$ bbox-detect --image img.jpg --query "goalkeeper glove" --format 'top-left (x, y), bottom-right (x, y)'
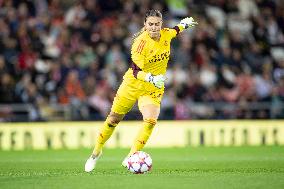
top-left (179, 17), bottom-right (198, 29)
top-left (145, 73), bottom-right (166, 89)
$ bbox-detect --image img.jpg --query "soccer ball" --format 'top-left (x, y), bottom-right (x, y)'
top-left (126, 151), bottom-right (152, 174)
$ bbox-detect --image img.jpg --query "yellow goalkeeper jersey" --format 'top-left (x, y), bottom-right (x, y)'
top-left (124, 27), bottom-right (183, 80)
top-left (111, 26), bottom-right (185, 114)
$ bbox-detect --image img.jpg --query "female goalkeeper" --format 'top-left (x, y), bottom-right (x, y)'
top-left (85, 9), bottom-right (197, 172)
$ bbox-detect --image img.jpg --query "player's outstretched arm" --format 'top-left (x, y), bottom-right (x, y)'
top-left (171, 17), bottom-right (198, 37)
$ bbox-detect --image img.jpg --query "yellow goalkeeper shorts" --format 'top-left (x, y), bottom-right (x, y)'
top-left (111, 78), bottom-right (164, 115)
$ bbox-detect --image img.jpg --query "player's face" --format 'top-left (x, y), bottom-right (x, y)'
top-left (144, 16), bottom-right (162, 40)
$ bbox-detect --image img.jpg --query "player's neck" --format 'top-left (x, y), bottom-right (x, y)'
top-left (150, 34), bottom-right (161, 42)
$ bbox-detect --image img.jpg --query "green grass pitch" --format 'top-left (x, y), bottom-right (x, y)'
top-left (0, 147), bottom-right (284, 189)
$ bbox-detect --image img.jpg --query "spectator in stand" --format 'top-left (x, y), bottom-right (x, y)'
top-left (0, 73), bottom-right (15, 103)
top-left (20, 83), bottom-right (43, 121)
top-left (64, 70), bottom-right (88, 120)
top-left (88, 83), bottom-right (111, 120)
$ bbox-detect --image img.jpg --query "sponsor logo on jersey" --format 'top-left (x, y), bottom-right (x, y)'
top-left (149, 51), bottom-right (170, 63)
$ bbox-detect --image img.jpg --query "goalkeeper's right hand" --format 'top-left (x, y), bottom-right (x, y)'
top-left (145, 73), bottom-right (166, 89)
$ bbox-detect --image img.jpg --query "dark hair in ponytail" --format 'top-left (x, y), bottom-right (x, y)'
top-left (132, 9), bottom-right (163, 42)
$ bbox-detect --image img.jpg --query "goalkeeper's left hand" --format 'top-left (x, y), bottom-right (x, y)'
top-left (179, 17), bottom-right (198, 29)
top-left (145, 73), bottom-right (166, 89)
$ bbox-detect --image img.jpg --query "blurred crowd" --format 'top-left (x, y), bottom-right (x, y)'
top-left (0, 0), bottom-right (284, 121)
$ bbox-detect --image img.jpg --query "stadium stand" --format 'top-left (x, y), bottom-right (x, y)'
top-left (0, 0), bottom-right (283, 121)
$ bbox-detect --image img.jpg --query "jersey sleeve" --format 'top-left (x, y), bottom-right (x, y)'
top-left (130, 38), bottom-right (149, 80)
top-left (131, 39), bottom-right (147, 69)
top-left (164, 25), bottom-right (185, 39)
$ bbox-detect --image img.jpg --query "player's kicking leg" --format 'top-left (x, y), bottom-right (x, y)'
top-left (121, 118), bottom-right (156, 167)
top-left (122, 102), bottom-right (159, 167)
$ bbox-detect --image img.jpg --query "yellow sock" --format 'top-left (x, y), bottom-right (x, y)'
top-left (128, 119), bottom-right (157, 156)
top-left (93, 117), bottom-right (117, 156)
